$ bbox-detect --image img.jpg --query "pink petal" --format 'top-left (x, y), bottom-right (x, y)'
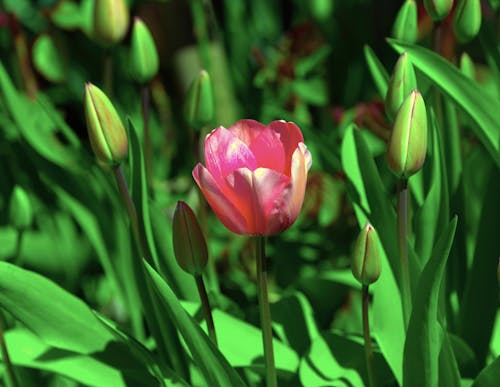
top-left (249, 129), bottom-right (286, 173)
top-left (287, 143), bottom-right (311, 224)
top-left (228, 168), bottom-right (291, 235)
top-left (192, 163), bottom-right (249, 234)
top-left (204, 127), bottom-right (257, 186)
top-left (228, 119), bottom-right (267, 146)
top-left (268, 121), bottom-right (305, 176)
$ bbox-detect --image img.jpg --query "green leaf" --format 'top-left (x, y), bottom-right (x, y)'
top-left (5, 329), bottom-right (159, 387)
top-left (403, 217), bottom-right (458, 387)
top-left (472, 356), bottom-right (500, 387)
top-left (144, 262), bottom-right (246, 387)
top-left (0, 262), bottom-right (113, 354)
top-left (32, 34), bottom-right (66, 83)
top-left (363, 45), bottom-right (389, 98)
top-left (387, 39), bottom-right (500, 167)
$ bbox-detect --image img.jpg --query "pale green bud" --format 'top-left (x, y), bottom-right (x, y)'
top-left (130, 17), bottom-right (159, 84)
top-left (184, 70), bottom-right (214, 129)
top-left (9, 186), bottom-right (33, 230)
top-left (423, 0), bottom-right (454, 21)
top-left (351, 224), bottom-right (382, 286)
top-left (172, 201), bottom-right (208, 276)
top-left (84, 83), bottom-right (128, 165)
top-left (387, 90), bottom-right (428, 178)
top-left (460, 52), bottom-right (475, 80)
top-left (385, 52), bottom-right (417, 121)
top-left (92, 0), bottom-right (129, 45)
top-left (453, 0), bottom-right (481, 43)
top-left (392, 0), bottom-right (418, 43)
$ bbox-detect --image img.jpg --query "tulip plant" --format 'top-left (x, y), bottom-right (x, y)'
top-left (0, 0), bottom-right (500, 386)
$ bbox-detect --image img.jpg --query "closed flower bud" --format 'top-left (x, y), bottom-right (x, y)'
top-left (460, 52), bottom-right (475, 80)
top-left (351, 224), bottom-right (382, 285)
top-left (9, 186), bottom-right (33, 230)
top-left (385, 52), bottom-right (417, 121)
top-left (392, 0), bottom-right (418, 43)
top-left (172, 201), bottom-right (208, 276)
top-left (93, 0), bottom-right (129, 45)
top-left (184, 70), bottom-right (214, 129)
top-left (130, 17), bottom-right (159, 84)
top-left (84, 83), bottom-right (128, 165)
top-left (423, 0), bottom-right (454, 21)
top-left (453, 0), bottom-right (481, 43)
top-left (387, 90), bottom-right (428, 178)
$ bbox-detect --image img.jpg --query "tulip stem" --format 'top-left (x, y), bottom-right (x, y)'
top-left (141, 85), bottom-right (153, 192)
top-left (195, 274), bottom-right (218, 346)
top-left (397, 178), bottom-right (412, 329)
top-left (255, 236), bottom-right (277, 387)
top-left (103, 49), bottom-right (113, 97)
top-left (0, 311), bottom-right (18, 387)
top-left (362, 285), bottom-right (376, 387)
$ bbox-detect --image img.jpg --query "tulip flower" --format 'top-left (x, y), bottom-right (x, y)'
top-left (392, 0), bottom-right (418, 43)
top-left (453, 0), bottom-right (481, 43)
top-left (351, 224), bottom-right (382, 286)
top-left (130, 17), bottom-right (159, 84)
top-left (92, 0), bottom-right (129, 45)
top-left (193, 119), bottom-right (312, 236)
top-left (423, 0), bottom-right (453, 21)
top-left (9, 186), bottom-right (33, 230)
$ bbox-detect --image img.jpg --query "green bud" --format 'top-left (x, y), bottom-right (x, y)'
top-left (92, 0), bottom-right (129, 45)
top-left (453, 0), bottom-right (481, 44)
top-left (351, 224), bottom-right (382, 286)
top-left (387, 90), bottom-right (428, 178)
top-left (130, 17), bottom-right (159, 84)
top-left (423, 0), bottom-right (454, 21)
top-left (460, 52), bottom-right (475, 80)
top-left (392, 0), bottom-right (418, 43)
top-left (184, 70), bottom-right (214, 129)
top-left (385, 52), bottom-right (417, 121)
top-left (172, 201), bottom-right (208, 276)
top-left (9, 186), bottom-right (33, 230)
top-left (84, 83), bottom-right (128, 165)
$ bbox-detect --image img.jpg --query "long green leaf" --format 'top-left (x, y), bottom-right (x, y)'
top-left (403, 217), bottom-right (458, 387)
top-left (387, 39), bottom-right (500, 167)
top-left (472, 356), bottom-right (500, 387)
top-left (363, 45), bottom-right (389, 98)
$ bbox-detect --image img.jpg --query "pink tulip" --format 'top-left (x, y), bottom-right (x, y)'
top-left (193, 119), bottom-right (312, 236)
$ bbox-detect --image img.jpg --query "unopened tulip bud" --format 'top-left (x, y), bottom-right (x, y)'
top-left (385, 52), bottom-right (417, 121)
top-left (387, 90), bottom-right (428, 178)
top-left (351, 224), bottom-right (382, 285)
top-left (93, 0), bottom-right (129, 45)
top-left (184, 70), bottom-right (214, 129)
top-left (392, 0), bottom-right (418, 43)
top-left (130, 17), bottom-right (159, 84)
top-left (84, 83), bottom-right (128, 165)
top-left (172, 201), bottom-right (208, 276)
top-left (460, 52), bottom-right (475, 80)
top-left (9, 186), bottom-right (33, 230)
top-left (423, 0), bottom-right (454, 21)
top-left (453, 0), bottom-right (481, 43)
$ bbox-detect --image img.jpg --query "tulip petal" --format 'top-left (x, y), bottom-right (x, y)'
top-left (204, 127), bottom-right (257, 185)
top-left (249, 128), bottom-right (286, 173)
top-left (192, 163), bottom-right (248, 234)
top-left (229, 168), bottom-right (291, 235)
top-left (228, 119), bottom-right (267, 146)
top-left (288, 143), bottom-right (311, 224)
top-left (268, 121), bottom-right (305, 176)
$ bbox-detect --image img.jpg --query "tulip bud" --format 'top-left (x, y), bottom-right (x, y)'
top-left (453, 0), bottom-right (481, 43)
top-left (351, 224), bottom-right (382, 285)
top-left (172, 201), bottom-right (208, 276)
top-left (129, 17), bottom-right (159, 84)
top-left (387, 90), bottom-right (428, 178)
top-left (92, 0), bottom-right (129, 45)
top-left (423, 0), bottom-right (454, 21)
top-left (385, 52), bottom-right (417, 121)
top-left (460, 52), bottom-right (475, 80)
top-left (392, 0), bottom-right (418, 43)
top-left (184, 70), bottom-right (214, 129)
top-left (84, 83), bottom-right (128, 165)
top-left (9, 186), bottom-right (33, 230)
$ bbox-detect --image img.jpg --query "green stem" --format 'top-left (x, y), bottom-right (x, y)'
top-left (362, 285), bottom-right (376, 387)
top-left (0, 312), bottom-right (18, 387)
top-left (397, 178), bottom-right (412, 329)
top-left (195, 274), bottom-right (218, 346)
top-left (103, 49), bottom-right (113, 97)
top-left (141, 85), bottom-right (153, 192)
top-left (11, 230), bottom-right (24, 263)
top-left (255, 236), bottom-right (277, 387)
